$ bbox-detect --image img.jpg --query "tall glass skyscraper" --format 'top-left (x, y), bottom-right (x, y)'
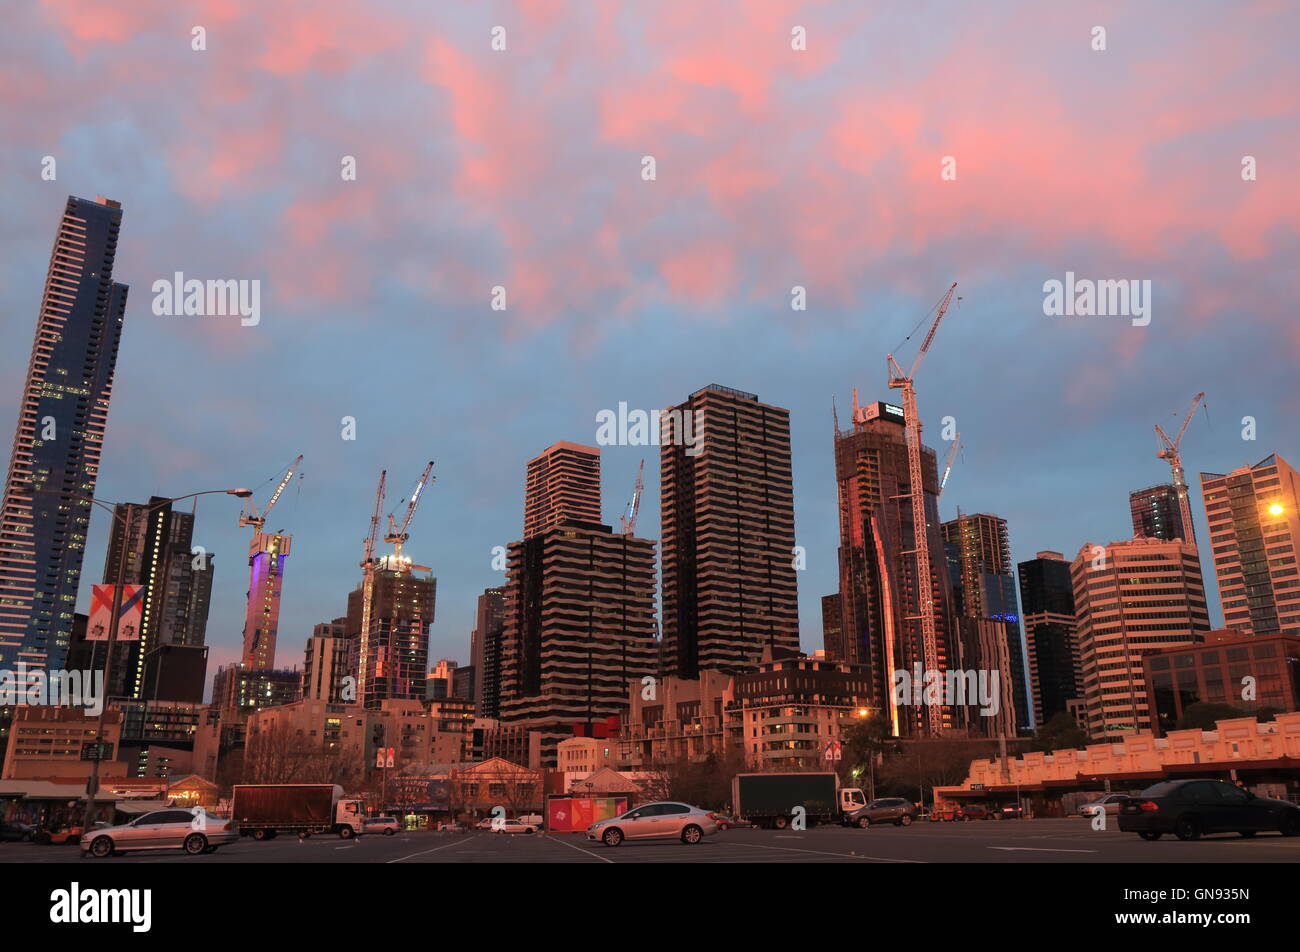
top-left (0, 196), bottom-right (127, 678)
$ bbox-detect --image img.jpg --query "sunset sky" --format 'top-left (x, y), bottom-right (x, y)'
top-left (2, 1), bottom-right (1297, 686)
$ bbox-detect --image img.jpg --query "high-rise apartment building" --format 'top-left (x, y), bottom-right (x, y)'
top-left (1200, 454), bottom-right (1300, 637)
top-left (0, 196), bottom-right (128, 678)
top-left (1071, 537), bottom-right (1211, 738)
top-left (1016, 551), bottom-right (1081, 727)
top-left (659, 385), bottom-right (799, 678)
top-left (303, 617), bottom-right (350, 703)
top-left (498, 517), bottom-right (658, 766)
top-left (1130, 484), bottom-right (1191, 543)
top-left (523, 442), bottom-right (601, 539)
top-left (828, 398), bottom-right (958, 736)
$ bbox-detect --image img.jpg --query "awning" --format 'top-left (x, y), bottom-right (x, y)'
top-left (114, 800), bottom-right (171, 816)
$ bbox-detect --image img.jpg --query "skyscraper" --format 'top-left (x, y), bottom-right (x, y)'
top-left (1016, 551), bottom-right (1081, 728)
top-left (941, 512), bottom-right (1031, 736)
top-left (1070, 537), bottom-right (1210, 738)
top-left (0, 196), bottom-right (127, 678)
top-left (828, 398), bottom-right (958, 736)
top-left (498, 442), bottom-right (658, 766)
top-left (241, 531), bottom-right (291, 670)
top-left (471, 586), bottom-right (505, 717)
top-left (101, 497), bottom-right (214, 698)
top-left (1200, 454), bottom-right (1300, 637)
top-left (302, 617), bottom-right (349, 703)
top-left (659, 385), bottom-right (799, 678)
top-left (523, 442), bottom-right (601, 539)
top-left (1129, 484), bottom-right (1191, 542)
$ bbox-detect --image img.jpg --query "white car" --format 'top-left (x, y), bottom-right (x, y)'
top-left (494, 818), bottom-right (538, 834)
top-left (1080, 794), bottom-right (1131, 817)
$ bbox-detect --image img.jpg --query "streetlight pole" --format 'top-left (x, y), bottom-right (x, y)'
top-left (24, 485), bottom-right (250, 842)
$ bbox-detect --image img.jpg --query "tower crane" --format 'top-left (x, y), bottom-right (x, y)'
top-left (238, 454), bottom-right (303, 537)
top-left (384, 460), bottom-right (435, 568)
top-left (938, 433), bottom-right (962, 498)
top-left (619, 459), bottom-right (645, 536)
top-left (1155, 392), bottom-right (1205, 546)
top-left (358, 470), bottom-right (387, 705)
top-left (887, 282), bottom-right (958, 737)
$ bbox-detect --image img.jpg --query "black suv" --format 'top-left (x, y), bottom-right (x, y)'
top-left (845, 797), bottom-right (918, 828)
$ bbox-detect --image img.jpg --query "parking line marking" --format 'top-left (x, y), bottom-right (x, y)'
top-left (387, 837), bottom-right (477, 863)
top-left (547, 835), bottom-right (615, 864)
top-left (988, 847), bottom-right (1096, 853)
top-left (728, 841), bottom-right (924, 863)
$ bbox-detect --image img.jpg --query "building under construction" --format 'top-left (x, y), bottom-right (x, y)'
top-left (825, 397), bottom-right (960, 738)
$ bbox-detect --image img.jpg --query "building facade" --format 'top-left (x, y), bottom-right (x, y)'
top-left (1129, 484), bottom-right (1191, 543)
top-left (1071, 537), bottom-right (1211, 739)
top-left (1200, 454), bottom-right (1300, 637)
top-left (1016, 551), bottom-right (1081, 727)
top-left (0, 196), bottom-right (128, 679)
top-left (659, 385), bottom-right (799, 678)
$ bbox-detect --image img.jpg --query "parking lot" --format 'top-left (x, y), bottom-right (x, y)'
top-left (4, 817), bottom-right (1300, 863)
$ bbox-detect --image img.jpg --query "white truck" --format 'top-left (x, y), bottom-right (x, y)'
top-left (732, 772), bottom-right (867, 828)
top-left (231, 784), bottom-right (365, 840)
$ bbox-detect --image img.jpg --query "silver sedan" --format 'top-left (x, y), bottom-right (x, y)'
top-left (586, 802), bottom-right (717, 847)
top-left (81, 808), bottom-right (240, 857)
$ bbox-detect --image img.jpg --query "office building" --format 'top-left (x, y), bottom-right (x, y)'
top-left (1016, 551), bottom-right (1081, 727)
top-left (471, 586), bottom-right (505, 716)
top-left (1070, 537), bottom-right (1211, 738)
top-left (303, 617), bottom-right (350, 704)
top-left (523, 442), bottom-right (601, 539)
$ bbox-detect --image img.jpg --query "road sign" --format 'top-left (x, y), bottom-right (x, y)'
top-left (81, 742), bottom-right (112, 761)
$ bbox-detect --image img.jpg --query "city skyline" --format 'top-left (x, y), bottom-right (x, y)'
top-left (3, 3), bottom-right (1297, 694)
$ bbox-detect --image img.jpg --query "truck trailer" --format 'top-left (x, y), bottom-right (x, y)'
top-left (231, 784), bottom-right (365, 840)
top-left (732, 773), bottom-right (866, 829)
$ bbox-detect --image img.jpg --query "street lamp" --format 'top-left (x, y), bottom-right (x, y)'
top-left (21, 484), bottom-right (250, 843)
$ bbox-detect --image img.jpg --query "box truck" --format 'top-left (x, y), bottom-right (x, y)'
top-left (231, 784), bottom-right (365, 840)
top-left (732, 773), bottom-right (866, 829)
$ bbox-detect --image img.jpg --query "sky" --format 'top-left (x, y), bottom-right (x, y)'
top-left (2, 1), bottom-right (1298, 692)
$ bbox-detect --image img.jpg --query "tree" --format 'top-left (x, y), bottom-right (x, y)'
top-left (1034, 711), bottom-right (1088, 752)
top-left (1176, 702), bottom-right (1244, 731)
top-left (841, 713), bottom-right (892, 799)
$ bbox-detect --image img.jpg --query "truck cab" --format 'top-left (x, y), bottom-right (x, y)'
top-left (840, 788), bottom-right (867, 814)
top-left (337, 799), bottom-right (364, 836)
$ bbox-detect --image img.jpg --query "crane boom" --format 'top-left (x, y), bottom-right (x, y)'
top-left (887, 282), bottom-right (958, 737)
top-left (358, 470), bottom-right (387, 708)
top-left (239, 454), bottom-right (303, 534)
top-left (620, 459), bottom-right (645, 536)
top-left (385, 461), bottom-right (435, 562)
top-left (938, 434), bottom-right (962, 497)
top-left (1155, 392), bottom-right (1205, 545)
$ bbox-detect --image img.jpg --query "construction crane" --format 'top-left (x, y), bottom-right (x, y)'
top-left (938, 433), bottom-right (962, 498)
top-left (358, 470), bottom-right (387, 705)
top-left (238, 454), bottom-right (303, 537)
top-left (384, 460), bottom-right (435, 567)
top-left (887, 282), bottom-right (958, 737)
top-left (619, 459), bottom-right (645, 536)
top-left (1155, 392), bottom-right (1205, 545)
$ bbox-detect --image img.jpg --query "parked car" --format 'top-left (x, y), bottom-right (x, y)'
top-left (81, 808), bottom-right (240, 857)
top-left (494, 818), bottom-right (538, 834)
top-left (1119, 779), bottom-right (1300, 841)
top-left (844, 797), bottom-right (918, 828)
top-left (1080, 794), bottom-right (1131, 817)
top-left (709, 813), bottom-right (737, 830)
top-left (586, 801), bottom-right (718, 847)
top-left (436, 821), bottom-right (467, 832)
top-left (0, 821), bottom-right (35, 842)
top-left (475, 817), bottom-right (497, 830)
top-left (957, 804), bottom-right (991, 821)
top-left (364, 815), bottom-right (400, 836)
top-left (517, 813), bottom-right (543, 826)
top-left (995, 803), bottom-right (1025, 820)
top-left (34, 824), bottom-right (84, 845)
